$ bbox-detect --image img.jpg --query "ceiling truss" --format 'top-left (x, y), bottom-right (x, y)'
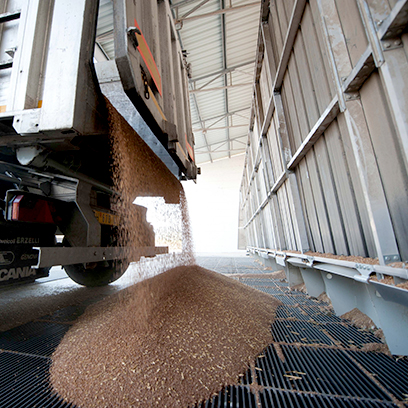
top-left (172, 1), bottom-right (259, 25)
top-left (170, 0), bottom-right (258, 164)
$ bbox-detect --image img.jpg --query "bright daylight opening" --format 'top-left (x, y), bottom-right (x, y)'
top-left (134, 197), bottom-right (182, 253)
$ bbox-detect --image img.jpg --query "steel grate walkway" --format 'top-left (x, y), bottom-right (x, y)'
top-left (0, 256), bottom-right (407, 407)
top-left (195, 256), bottom-right (408, 408)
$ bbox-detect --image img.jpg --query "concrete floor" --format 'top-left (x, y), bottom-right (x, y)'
top-left (0, 267), bottom-right (120, 332)
top-left (0, 252), bottom-right (253, 332)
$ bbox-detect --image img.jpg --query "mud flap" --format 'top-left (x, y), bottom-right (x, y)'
top-left (0, 221), bottom-right (56, 285)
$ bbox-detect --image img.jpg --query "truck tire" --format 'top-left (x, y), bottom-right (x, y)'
top-left (64, 258), bottom-right (128, 287)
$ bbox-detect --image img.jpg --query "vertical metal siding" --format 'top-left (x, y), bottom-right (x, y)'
top-left (287, 56), bottom-right (310, 145)
top-left (295, 166), bottom-right (315, 249)
top-left (309, 0), bottom-right (337, 99)
top-left (293, 31), bottom-right (320, 130)
top-left (277, 183), bottom-right (293, 249)
top-left (240, 0), bottom-right (408, 263)
top-left (314, 136), bottom-right (348, 255)
top-left (336, 112), bottom-right (377, 257)
top-left (306, 149), bottom-right (335, 253)
top-left (334, 0), bottom-right (369, 67)
top-left (269, 2), bottom-right (285, 61)
top-left (324, 120), bottom-right (365, 256)
top-left (360, 72), bottom-right (408, 260)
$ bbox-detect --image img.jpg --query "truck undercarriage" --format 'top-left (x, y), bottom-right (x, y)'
top-left (0, 0), bottom-right (197, 286)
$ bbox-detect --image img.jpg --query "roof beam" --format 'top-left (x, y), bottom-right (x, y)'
top-left (203, 113), bottom-right (229, 130)
top-left (191, 107), bottom-right (251, 126)
top-left (96, 29), bottom-right (113, 42)
top-left (196, 148), bottom-right (246, 155)
top-left (189, 60), bottom-right (255, 83)
top-left (175, 2), bottom-right (260, 24)
top-left (171, 0), bottom-right (199, 9)
top-left (178, 0), bottom-right (212, 20)
top-left (220, 0), bottom-right (231, 158)
top-left (193, 124), bottom-right (248, 132)
top-left (195, 135), bottom-right (248, 150)
top-left (189, 83), bottom-right (253, 93)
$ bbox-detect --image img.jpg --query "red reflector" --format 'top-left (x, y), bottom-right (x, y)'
top-left (11, 195), bottom-right (24, 221)
top-left (11, 195), bottom-right (55, 224)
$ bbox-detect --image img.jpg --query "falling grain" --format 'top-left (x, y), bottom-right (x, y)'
top-left (50, 100), bottom-right (279, 407)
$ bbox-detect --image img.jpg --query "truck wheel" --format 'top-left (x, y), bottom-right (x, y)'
top-left (64, 259), bottom-right (128, 287)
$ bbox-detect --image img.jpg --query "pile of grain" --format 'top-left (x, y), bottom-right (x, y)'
top-left (341, 308), bottom-right (377, 331)
top-left (50, 265), bottom-right (280, 407)
top-left (340, 308), bottom-right (389, 353)
top-left (370, 275), bottom-right (408, 290)
top-left (50, 100), bottom-right (280, 407)
top-left (281, 250), bottom-right (380, 265)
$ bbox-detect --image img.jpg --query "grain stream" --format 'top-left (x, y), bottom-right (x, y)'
top-left (50, 101), bottom-right (279, 407)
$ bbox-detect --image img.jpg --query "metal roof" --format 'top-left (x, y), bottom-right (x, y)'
top-left (95, 0), bottom-right (261, 165)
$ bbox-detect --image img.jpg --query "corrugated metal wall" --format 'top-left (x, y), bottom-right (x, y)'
top-left (239, 0), bottom-right (408, 264)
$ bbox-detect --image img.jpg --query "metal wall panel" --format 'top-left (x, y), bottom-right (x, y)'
top-left (295, 166), bottom-right (315, 249)
top-left (336, 112), bottom-right (377, 258)
top-left (259, 63), bottom-right (271, 118)
top-left (283, 0), bottom-right (296, 20)
top-left (309, 0), bottom-right (337, 99)
top-left (268, 115), bottom-right (284, 176)
top-left (262, 137), bottom-right (275, 189)
top-left (359, 72), bottom-right (408, 260)
top-left (302, 3), bottom-right (333, 114)
top-left (293, 28), bottom-right (320, 131)
top-left (333, 0), bottom-right (369, 67)
top-left (313, 136), bottom-right (348, 255)
top-left (280, 80), bottom-right (297, 153)
top-left (297, 158), bottom-right (324, 252)
top-left (277, 182), bottom-right (295, 249)
top-left (256, 165), bottom-right (267, 205)
top-left (268, 2), bottom-right (285, 66)
top-left (240, 0), bottom-right (408, 264)
top-left (324, 120), bottom-right (366, 256)
top-left (305, 150), bottom-right (334, 253)
top-left (286, 56), bottom-right (310, 146)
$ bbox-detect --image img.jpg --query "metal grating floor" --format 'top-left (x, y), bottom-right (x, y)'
top-left (0, 256), bottom-right (407, 407)
top-left (0, 352), bottom-right (74, 408)
top-left (254, 345), bottom-right (391, 400)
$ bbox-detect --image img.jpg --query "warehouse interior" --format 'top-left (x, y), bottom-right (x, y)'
top-left (1, 0), bottom-right (408, 407)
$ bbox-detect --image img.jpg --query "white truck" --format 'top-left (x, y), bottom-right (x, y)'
top-left (0, 0), bottom-right (197, 286)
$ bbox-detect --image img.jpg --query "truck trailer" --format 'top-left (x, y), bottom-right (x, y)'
top-left (0, 0), bottom-right (197, 287)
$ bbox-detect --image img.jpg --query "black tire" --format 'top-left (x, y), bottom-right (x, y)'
top-left (64, 258), bottom-right (128, 287)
